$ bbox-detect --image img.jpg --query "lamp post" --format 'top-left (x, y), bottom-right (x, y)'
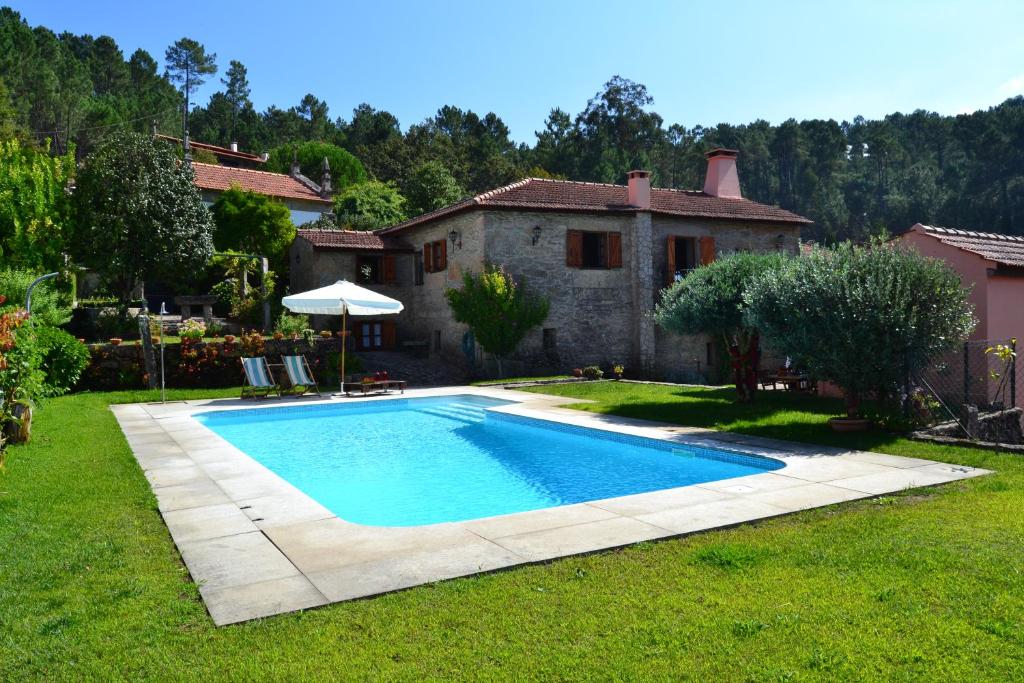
top-left (25, 272), bottom-right (59, 315)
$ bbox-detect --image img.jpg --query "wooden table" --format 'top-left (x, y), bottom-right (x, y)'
top-left (763, 374), bottom-right (813, 392)
top-left (342, 380), bottom-right (407, 396)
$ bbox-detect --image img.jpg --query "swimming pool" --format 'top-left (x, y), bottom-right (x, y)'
top-left (196, 395), bottom-right (784, 526)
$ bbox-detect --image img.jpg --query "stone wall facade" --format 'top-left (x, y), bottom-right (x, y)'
top-left (291, 209), bottom-right (802, 381)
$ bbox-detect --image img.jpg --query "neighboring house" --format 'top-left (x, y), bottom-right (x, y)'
top-left (290, 149), bottom-right (811, 380)
top-left (899, 224), bottom-right (1024, 343)
top-left (157, 134), bottom-right (334, 225)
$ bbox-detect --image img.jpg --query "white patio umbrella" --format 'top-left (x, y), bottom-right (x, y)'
top-left (281, 280), bottom-right (404, 392)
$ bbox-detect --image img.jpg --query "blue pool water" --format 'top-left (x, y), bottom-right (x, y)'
top-left (196, 395), bottom-right (783, 526)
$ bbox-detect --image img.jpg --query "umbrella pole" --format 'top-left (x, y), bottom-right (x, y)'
top-left (339, 308), bottom-right (346, 393)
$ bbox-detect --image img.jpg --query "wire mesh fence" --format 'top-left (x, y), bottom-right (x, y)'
top-left (915, 339), bottom-right (1018, 430)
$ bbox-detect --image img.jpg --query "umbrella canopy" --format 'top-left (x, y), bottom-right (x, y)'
top-left (282, 280), bottom-right (403, 316)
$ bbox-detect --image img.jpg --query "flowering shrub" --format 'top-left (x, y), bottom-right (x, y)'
top-left (0, 297), bottom-right (42, 451)
top-left (178, 318), bottom-right (206, 340)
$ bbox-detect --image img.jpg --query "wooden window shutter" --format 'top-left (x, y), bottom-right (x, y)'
top-left (700, 236), bottom-right (716, 265)
top-left (423, 243), bottom-right (433, 273)
top-left (566, 230), bottom-right (583, 267)
top-left (437, 239), bottom-right (447, 271)
top-left (381, 320), bottom-right (396, 349)
top-left (382, 254), bottom-right (396, 283)
top-left (665, 236), bottom-right (676, 285)
top-left (607, 232), bottom-right (622, 268)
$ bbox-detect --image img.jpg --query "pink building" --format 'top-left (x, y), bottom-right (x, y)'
top-left (898, 224), bottom-right (1024, 343)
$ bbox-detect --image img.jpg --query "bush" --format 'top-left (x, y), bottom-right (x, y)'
top-left (0, 268), bottom-right (72, 328)
top-left (34, 326), bottom-right (90, 397)
top-left (744, 240), bottom-right (976, 417)
top-left (654, 252), bottom-right (788, 402)
top-left (582, 365), bottom-right (604, 380)
top-left (178, 318), bottom-right (206, 340)
top-left (274, 312), bottom-right (308, 337)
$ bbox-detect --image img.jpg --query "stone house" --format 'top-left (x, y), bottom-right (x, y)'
top-left (290, 149), bottom-right (811, 380)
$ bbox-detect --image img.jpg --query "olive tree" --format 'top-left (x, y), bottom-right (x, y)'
top-left (72, 131), bottom-right (214, 302)
top-left (446, 266), bottom-right (549, 377)
top-left (744, 241), bottom-right (975, 417)
top-left (654, 251), bottom-right (788, 402)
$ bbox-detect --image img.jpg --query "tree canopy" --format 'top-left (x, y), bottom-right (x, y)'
top-left (655, 252), bottom-right (788, 401)
top-left (744, 241), bottom-right (976, 416)
top-left (334, 181), bottom-right (407, 230)
top-left (403, 160), bottom-right (465, 216)
top-left (5, 8), bottom-right (1024, 241)
top-left (211, 186), bottom-right (295, 263)
top-left (265, 141), bottom-right (366, 189)
top-left (71, 131), bottom-right (214, 301)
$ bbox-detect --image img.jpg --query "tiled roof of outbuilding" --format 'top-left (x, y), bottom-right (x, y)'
top-left (296, 229), bottom-right (413, 251)
top-left (378, 177), bottom-right (811, 235)
top-left (191, 163), bottom-right (332, 204)
top-left (914, 224), bottom-right (1024, 267)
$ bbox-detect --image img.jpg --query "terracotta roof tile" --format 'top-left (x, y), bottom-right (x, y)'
top-left (379, 177), bottom-right (810, 234)
top-left (156, 134), bottom-right (267, 164)
top-left (191, 162), bottom-right (332, 204)
top-left (297, 229), bottom-right (412, 251)
top-left (917, 224), bottom-right (1024, 267)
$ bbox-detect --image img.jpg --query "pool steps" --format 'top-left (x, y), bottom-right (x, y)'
top-left (417, 403), bottom-right (489, 424)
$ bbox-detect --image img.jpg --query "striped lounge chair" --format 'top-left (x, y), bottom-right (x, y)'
top-left (282, 355), bottom-right (321, 397)
top-left (241, 357), bottom-right (281, 399)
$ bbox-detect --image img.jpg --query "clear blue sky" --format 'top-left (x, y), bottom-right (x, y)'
top-left (9, 0), bottom-right (1024, 143)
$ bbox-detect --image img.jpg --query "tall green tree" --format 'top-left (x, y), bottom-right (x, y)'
top-left (266, 141), bottom-right (366, 189)
top-left (445, 266), bottom-right (550, 377)
top-left (221, 59), bottom-right (250, 142)
top-left (403, 160), bottom-right (465, 216)
top-left (211, 186), bottom-right (295, 263)
top-left (0, 138), bottom-right (75, 270)
top-left (334, 181), bottom-right (406, 230)
top-left (71, 132), bottom-right (214, 302)
top-left (163, 37), bottom-right (217, 139)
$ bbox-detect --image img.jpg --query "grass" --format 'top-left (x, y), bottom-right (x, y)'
top-left (1, 384), bottom-right (1023, 680)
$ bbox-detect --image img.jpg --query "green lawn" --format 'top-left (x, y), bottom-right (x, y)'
top-left (1, 384), bottom-right (1022, 680)
top-left (471, 374), bottom-right (573, 386)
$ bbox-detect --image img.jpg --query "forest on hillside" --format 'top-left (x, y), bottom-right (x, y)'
top-left (2, 6), bottom-right (1023, 242)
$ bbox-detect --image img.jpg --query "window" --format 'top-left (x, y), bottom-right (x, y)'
top-left (566, 230), bottom-right (622, 269)
top-left (356, 255), bottom-right (382, 284)
top-left (356, 254), bottom-right (397, 284)
top-left (433, 330), bottom-right (441, 351)
top-left (423, 240), bottom-right (447, 273)
top-left (414, 252), bottom-right (424, 285)
top-left (665, 236), bottom-right (714, 285)
top-left (543, 328), bottom-right (557, 356)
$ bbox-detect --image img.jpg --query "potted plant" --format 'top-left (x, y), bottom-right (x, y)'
top-left (572, 368), bottom-right (583, 378)
top-left (273, 331), bottom-right (284, 340)
top-left (224, 334), bottom-right (236, 344)
top-left (612, 363), bottom-right (624, 380)
top-left (109, 337), bottom-right (122, 346)
top-left (320, 330), bottom-right (332, 339)
top-left (582, 365), bottom-right (604, 380)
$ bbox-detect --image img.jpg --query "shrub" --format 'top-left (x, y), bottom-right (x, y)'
top-left (744, 240), bottom-right (976, 417)
top-left (178, 318), bottom-right (206, 340)
top-left (0, 302), bottom-right (42, 450)
top-left (0, 268), bottom-right (72, 328)
top-left (445, 266), bottom-right (549, 378)
top-left (34, 326), bottom-right (90, 397)
top-left (274, 312), bottom-right (309, 337)
top-left (654, 252), bottom-right (788, 402)
top-left (582, 365), bottom-right (604, 380)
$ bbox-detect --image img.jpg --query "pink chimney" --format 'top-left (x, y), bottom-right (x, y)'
top-left (627, 170), bottom-right (651, 209)
top-left (703, 148), bottom-right (742, 199)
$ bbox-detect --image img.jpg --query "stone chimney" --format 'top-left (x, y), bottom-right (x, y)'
top-left (627, 170), bottom-right (651, 209)
top-left (290, 149), bottom-right (300, 177)
top-left (230, 141), bottom-right (238, 152)
top-left (703, 148), bottom-right (741, 198)
top-left (319, 157), bottom-right (332, 197)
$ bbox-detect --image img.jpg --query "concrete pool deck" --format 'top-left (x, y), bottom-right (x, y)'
top-left (112, 386), bottom-right (990, 625)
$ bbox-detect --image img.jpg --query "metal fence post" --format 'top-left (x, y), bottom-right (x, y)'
top-left (963, 341), bottom-right (969, 408)
top-left (1012, 339), bottom-right (1017, 408)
